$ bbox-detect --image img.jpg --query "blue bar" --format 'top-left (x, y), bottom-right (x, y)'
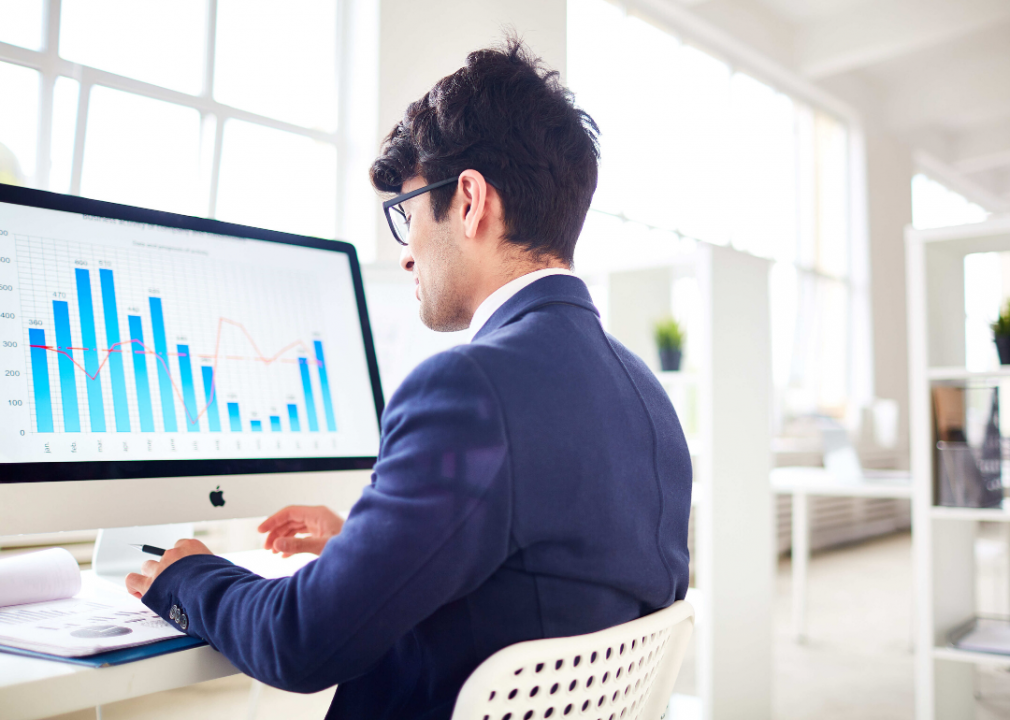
top-left (29, 328), bottom-right (54, 433)
top-left (176, 344), bottom-right (200, 432)
top-left (287, 404), bottom-right (301, 432)
top-left (149, 297), bottom-right (177, 432)
top-left (128, 315), bottom-right (155, 432)
top-left (313, 341), bottom-right (337, 432)
top-left (227, 402), bottom-right (241, 432)
top-left (200, 366), bottom-right (221, 432)
top-left (52, 301), bottom-right (80, 432)
top-left (99, 269), bottom-right (130, 432)
top-left (74, 269), bottom-right (105, 432)
top-left (298, 357), bottom-right (319, 432)
top-left (269, 415), bottom-right (281, 432)
top-left (250, 420), bottom-right (262, 432)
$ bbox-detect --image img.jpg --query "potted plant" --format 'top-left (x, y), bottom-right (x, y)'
top-left (654, 317), bottom-right (684, 372)
top-left (992, 299), bottom-right (1010, 365)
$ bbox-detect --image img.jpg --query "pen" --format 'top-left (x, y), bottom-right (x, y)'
top-left (129, 543), bottom-right (166, 557)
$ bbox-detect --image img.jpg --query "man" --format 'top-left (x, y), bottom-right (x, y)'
top-left (127, 39), bottom-right (692, 720)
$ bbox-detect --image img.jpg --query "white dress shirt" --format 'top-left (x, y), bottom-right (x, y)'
top-left (469, 268), bottom-right (574, 341)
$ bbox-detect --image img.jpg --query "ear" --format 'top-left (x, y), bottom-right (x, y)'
top-left (456, 169), bottom-right (490, 240)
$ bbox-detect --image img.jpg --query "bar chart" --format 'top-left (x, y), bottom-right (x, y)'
top-left (17, 237), bottom-right (340, 440)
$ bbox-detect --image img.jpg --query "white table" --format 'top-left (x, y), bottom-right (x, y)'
top-left (770, 467), bottom-right (912, 642)
top-left (0, 549), bottom-right (313, 720)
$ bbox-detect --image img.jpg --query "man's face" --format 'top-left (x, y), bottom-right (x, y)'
top-left (398, 177), bottom-right (474, 332)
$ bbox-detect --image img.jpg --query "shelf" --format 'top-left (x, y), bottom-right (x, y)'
top-left (930, 504), bottom-right (1010, 522)
top-left (932, 646), bottom-right (1010, 667)
top-left (928, 367), bottom-right (1010, 382)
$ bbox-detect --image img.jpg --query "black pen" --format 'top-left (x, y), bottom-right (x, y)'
top-left (129, 543), bottom-right (166, 557)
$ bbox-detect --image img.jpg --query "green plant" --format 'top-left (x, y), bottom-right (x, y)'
top-left (654, 317), bottom-right (684, 351)
top-left (993, 299), bottom-right (1010, 338)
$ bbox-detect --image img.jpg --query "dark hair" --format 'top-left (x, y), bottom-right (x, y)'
top-left (370, 36), bottom-right (600, 265)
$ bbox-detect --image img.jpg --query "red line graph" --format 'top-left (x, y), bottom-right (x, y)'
top-left (29, 318), bottom-right (321, 427)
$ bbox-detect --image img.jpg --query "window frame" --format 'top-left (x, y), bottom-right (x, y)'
top-left (0, 0), bottom-right (355, 244)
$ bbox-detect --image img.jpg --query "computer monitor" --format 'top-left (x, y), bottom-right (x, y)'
top-left (0, 185), bottom-right (384, 538)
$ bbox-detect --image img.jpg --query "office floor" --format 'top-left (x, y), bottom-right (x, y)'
top-left (46, 531), bottom-right (1010, 720)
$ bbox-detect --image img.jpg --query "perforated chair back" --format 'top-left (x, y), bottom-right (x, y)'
top-left (451, 600), bottom-right (694, 720)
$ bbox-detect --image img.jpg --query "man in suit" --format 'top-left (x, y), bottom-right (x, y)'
top-left (127, 38), bottom-right (692, 720)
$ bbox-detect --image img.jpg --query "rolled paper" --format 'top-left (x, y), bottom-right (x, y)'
top-left (0, 547), bottom-right (82, 608)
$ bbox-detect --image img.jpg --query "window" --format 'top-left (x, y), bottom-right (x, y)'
top-left (0, 60), bottom-right (39, 186)
top-left (569, 0), bottom-right (866, 427)
top-left (0, 0), bottom-right (366, 256)
top-left (0, 0), bottom-right (44, 51)
top-left (912, 173), bottom-right (989, 230)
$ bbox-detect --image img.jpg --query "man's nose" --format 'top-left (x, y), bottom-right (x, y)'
top-left (399, 244), bottom-right (414, 272)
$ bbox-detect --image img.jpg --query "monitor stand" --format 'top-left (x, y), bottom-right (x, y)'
top-left (92, 523), bottom-right (194, 587)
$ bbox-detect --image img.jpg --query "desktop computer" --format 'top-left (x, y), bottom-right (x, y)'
top-left (0, 185), bottom-right (384, 556)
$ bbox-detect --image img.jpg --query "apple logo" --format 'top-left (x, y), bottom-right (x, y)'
top-left (209, 486), bottom-right (225, 507)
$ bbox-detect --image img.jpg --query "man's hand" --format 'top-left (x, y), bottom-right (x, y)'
top-left (258, 505), bottom-right (344, 557)
top-left (125, 538), bottom-right (213, 599)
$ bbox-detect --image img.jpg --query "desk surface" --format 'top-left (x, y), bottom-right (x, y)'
top-left (0, 549), bottom-right (313, 720)
top-left (770, 466), bottom-right (913, 499)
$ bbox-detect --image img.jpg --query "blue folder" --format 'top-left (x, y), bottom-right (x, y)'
top-left (0, 635), bottom-right (206, 667)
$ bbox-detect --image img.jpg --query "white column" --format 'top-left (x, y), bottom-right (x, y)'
top-left (698, 245), bottom-right (773, 720)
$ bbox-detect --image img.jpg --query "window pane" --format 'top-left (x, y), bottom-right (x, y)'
top-left (216, 120), bottom-right (337, 238)
top-left (568, 0), bottom-right (735, 245)
top-left (81, 86), bottom-right (202, 214)
top-left (726, 73), bottom-right (797, 262)
top-left (912, 173), bottom-right (989, 229)
top-left (964, 252), bottom-right (1004, 372)
top-left (49, 77), bottom-right (80, 193)
top-left (816, 278), bottom-right (849, 412)
top-left (813, 113), bottom-right (849, 277)
top-left (60, 0), bottom-right (207, 94)
top-left (0, 0), bottom-right (44, 50)
top-left (0, 60), bottom-right (39, 186)
top-left (215, 0), bottom-right (338, 131)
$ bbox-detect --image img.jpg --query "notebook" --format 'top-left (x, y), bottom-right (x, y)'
top-left (0, 548), bottom-right (201, 662)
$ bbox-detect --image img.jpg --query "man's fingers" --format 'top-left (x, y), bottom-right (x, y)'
top-left (275, 535), bottom-right (327, 557)
top-left (265, 520), bottom-right (303, 538)
top-left (142, 558), bottom-right (161, 576)
top-left (125, 571), bottom-right (152, 598)
top-left (257, 506), bottom-right (301, 533)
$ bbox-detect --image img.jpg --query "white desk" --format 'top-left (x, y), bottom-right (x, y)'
top-left (770, 467), bottom-right (912, 642)
top-left (0, 549), bottom-right (313, 720)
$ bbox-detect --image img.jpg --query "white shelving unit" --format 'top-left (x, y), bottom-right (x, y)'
top-left (583, 241), bottom-right (773, 720)
top-left (906, 215), bottom-right (1010, 719)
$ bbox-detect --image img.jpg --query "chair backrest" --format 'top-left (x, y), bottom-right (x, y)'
top-left (451, 600), bottom-right (695, 720)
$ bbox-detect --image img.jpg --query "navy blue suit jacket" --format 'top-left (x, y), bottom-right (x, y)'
top-left (143, 275), bottom-right (692, 719)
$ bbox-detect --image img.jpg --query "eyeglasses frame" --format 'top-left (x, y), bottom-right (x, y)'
top-left (381, 175), bottom-right (500, 246)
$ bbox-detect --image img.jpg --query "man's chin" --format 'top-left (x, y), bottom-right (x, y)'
top-left (419, 303), bottom-right (470, 333)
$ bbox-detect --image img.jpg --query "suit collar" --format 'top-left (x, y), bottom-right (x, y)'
top-left (471, 274), bottom-right (599, 341)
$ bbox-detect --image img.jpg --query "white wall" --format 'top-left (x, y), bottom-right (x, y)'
top-left (821, 75), bottom-right (914, 462)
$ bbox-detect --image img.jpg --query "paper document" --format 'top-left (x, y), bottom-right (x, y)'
top-left (951, 617), bottom-right (1010, 656)
top-left (0, 547), bottom-right (185, 657)
top-left (0, 595), bottom-right (185, 658)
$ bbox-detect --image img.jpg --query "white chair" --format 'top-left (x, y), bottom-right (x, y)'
top-left (451, 600), bottom-right (694, 720)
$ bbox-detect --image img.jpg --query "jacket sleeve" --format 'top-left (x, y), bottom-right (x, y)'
top-left (142, 349), bottom-right (512, 692)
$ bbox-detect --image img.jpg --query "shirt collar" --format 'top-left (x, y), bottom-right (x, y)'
top-left (468, 268), bottom-right (574, 341)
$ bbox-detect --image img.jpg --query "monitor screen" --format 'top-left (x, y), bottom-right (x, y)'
top-left (0, 186), bottom-right (383, 482)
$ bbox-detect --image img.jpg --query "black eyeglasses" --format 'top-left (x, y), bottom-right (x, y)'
top-left (381, 176), bottom-right (500, 246)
